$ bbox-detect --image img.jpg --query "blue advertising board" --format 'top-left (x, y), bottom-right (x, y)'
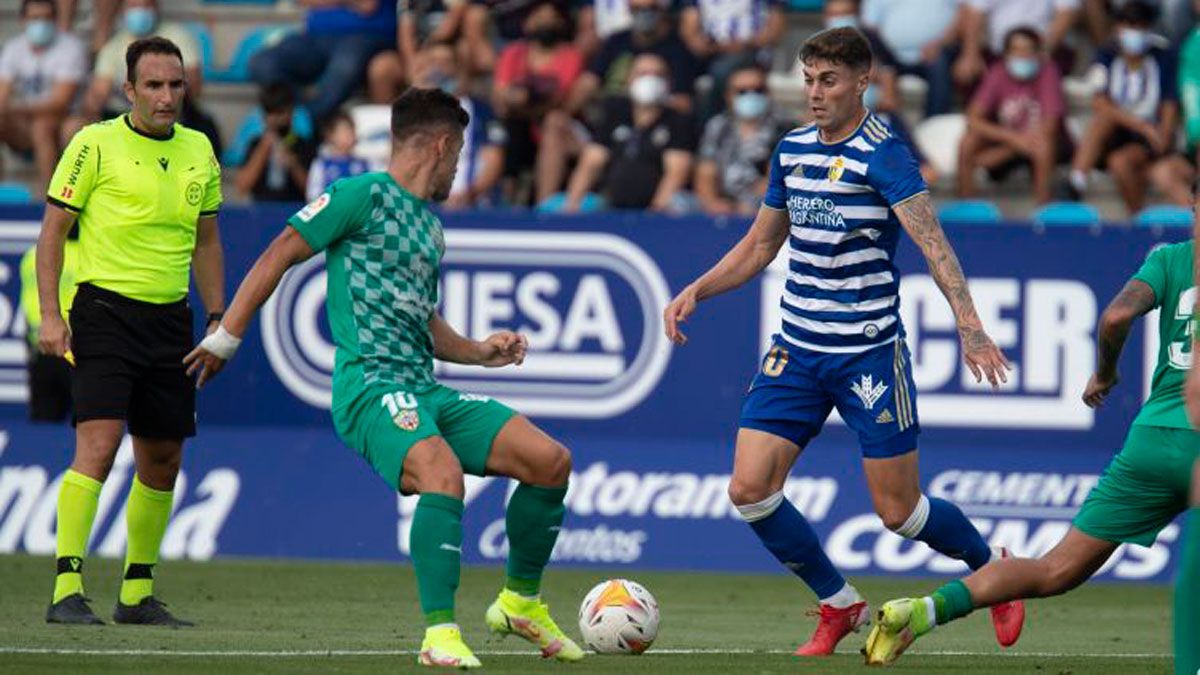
top-left (0, 205), bottom-right (1188, 581)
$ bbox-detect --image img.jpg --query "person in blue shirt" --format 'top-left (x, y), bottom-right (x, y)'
top-left (663, 26), bottom-right (1016, 657)
top-left (306, 110), bottom-right (372, 202)
top-left (249, 0), bottom-right (397, 123)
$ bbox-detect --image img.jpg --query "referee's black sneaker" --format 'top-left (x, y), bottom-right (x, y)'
top-left (113, 597), bottom-right (194, 627)
top-left (46, 594), bottom-right (104, 625)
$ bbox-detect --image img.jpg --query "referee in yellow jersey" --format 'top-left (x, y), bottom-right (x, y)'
top-left (37, 37), bottom-right (225, 626)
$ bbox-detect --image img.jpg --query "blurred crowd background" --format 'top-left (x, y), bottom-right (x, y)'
top-left (0, 0), bottom-right (1198, 225)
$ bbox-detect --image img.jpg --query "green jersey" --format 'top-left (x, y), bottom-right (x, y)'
top-left (1132, 241), bottom-right (1194, 430)
top-left (288, 172), bottom-right (444, 394)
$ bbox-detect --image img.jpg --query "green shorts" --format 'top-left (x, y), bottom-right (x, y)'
top-left (333, 383), bottom-right (518, 492)
top-left (1073, 424), bottom-right (1200, 547)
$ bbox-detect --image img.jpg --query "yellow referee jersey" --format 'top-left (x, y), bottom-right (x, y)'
top-left (46, 115), bottom-right (222, 304)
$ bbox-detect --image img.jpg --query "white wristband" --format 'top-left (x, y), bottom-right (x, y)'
top-left (200, 325), bottom-right (242, 360)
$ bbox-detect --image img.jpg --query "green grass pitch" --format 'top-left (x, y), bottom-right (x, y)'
top-left (0, 555), bottom-right (1172, 673)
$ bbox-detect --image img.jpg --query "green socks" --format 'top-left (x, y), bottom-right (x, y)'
top-left (120, 476), bottom-right (174, 606)
top-left (504, 484), bottom-right (567, 598)
top-left (1176, 508), bottom-right (1200, 675)
top-left (410, 493), bottom-right (464, 626)
top-left (930, 579), bottom-right (976, 625)
top-left (53, 470), bottom-right (102, 603)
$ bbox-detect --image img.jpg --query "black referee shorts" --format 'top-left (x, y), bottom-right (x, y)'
top-left (69, 283), bottom-right (196, 439)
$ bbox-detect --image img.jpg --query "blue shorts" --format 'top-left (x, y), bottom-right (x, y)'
top-left (738, 335), bottom-right (920, 458)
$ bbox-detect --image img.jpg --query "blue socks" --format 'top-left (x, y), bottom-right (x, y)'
top-left (893, 495), bottom-right (992, 570)
top-left (737, 492), bottom-right (847, 600)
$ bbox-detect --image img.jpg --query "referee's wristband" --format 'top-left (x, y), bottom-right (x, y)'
top-left (199, 325), bottom-right (242, 360)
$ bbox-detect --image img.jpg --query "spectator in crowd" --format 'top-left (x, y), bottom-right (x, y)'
top-left (366, 0), bottom-right (470, 103)
top-left (862, 0), bottom-right (963, 117)
top-left (695, 63), bottom-right (790, 216)
top-left (412, 41), bottom-right (507, 208)
top-left (957, 27), bottom-right (1070, 204)
top-left (0, 0), bottom-right (86, 188)
top-left (236, 84), bottom-right (318, 203)
top-left (825, 0), bottom-right (901, 115)
top-left (306, 110), bottom-right (372, 202)
top-left (569, 0), bottom-right (701, 114)
top-left (1068, 1), bottom-right (1192, 211)
top-left (574, 0), bottom-right (632, 59)
top-left (250, 0), bottom-right (396, 124)
top-left (955, 0), bottom-right (1079, 89)
top-left (64, 0), bottom-right (221, 156)
top-left (562, 53), bottom-right (696, 211)
top-left (462, 0), bottom-right (546, 73)
top-left (493, 1), bottom-right (587, 203)
top-left (1084, 0), bottom-right (1193, 46)
top-left (56, 0), bottom-right (120, 55)
top-left (679, 0), bottom-right (785, 118)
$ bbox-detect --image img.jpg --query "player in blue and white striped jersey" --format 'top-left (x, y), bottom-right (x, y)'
top-left (663, 26), bottom-right (1017, 656)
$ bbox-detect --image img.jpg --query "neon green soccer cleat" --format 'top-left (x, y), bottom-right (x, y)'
top-left (485, 589), bottom-right (585, 662)
top-left (863, 598), bottom-right (935, 666)
top-left (418, 625), bottom-right (482, 669)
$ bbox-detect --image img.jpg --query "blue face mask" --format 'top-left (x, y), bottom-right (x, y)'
top-left (25, 19), bottom-right (56, 48)
top-left (1118, 28), bottom-right (1149, 56)
top-left (863, 83), bottom-right (880, 109)
top-left (825, 15), bottom-right (859, 29)
top-left (1005, 56), bottom-right (1040, 81)
top-left (732, 91), bottom-right (769, 119)
top-left (125, 8), bottom-right (157, 38)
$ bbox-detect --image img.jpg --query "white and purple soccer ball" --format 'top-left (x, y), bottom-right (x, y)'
top-left (577, 578), bottom-right (660, 655)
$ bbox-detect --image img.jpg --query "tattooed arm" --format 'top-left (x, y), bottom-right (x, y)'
top-left (894, 192), bottom-right (1011, 386)
top-left (1084, 279), bottom-right (1158, 408)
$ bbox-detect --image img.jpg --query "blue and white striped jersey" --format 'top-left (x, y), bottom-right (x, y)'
top-left (763, 113), bottom-right (927, 354)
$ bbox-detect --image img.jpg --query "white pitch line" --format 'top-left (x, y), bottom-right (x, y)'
top-left (0, 648), bottom-right (1173, 658)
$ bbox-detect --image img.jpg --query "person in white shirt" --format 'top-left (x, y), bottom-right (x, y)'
top-left (0, 0), bottom-right (87, 188)
top-left (955, 0), bottom-right (1080, 88)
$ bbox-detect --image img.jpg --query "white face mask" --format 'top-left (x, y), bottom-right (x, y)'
top-left (629, 74), bottom-right (669, 105)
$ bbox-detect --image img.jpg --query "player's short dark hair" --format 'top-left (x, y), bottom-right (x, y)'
top-left (390, 87), bottom-right (470, 143)
top-left (20, 0), bottom-right (56, 18)
top-left (799, 26), bottom-right (873, 72)
top-left (1115, 1), bottom-right (1157, 26)
top-left (1003, 26), bottom-right (1043, 52)
top-left (259, 83), bottom-right (295, 113)
top-left (126, 36), bottom-right (184, 83)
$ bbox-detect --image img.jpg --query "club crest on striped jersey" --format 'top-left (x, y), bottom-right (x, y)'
top-left (828, 156), bottom-right (846, 183)
top-left (851, 374), bottom-right (887, 410)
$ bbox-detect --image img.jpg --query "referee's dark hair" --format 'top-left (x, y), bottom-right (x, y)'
top-left (390, 87), bottom-right (470, 143)
top-left (799, 26), bottom-right (874, 72)
top-left (126, 36), bottom-right (184, 83)
top-left (20, 0), bottom-right (57, 18)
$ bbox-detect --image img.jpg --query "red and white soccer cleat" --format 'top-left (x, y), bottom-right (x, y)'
top-left (794, 601), bottom-right (870, 656)
top-left (989, 547), bottom-right (1026, 647)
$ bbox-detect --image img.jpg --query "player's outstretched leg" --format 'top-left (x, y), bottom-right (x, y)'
top-left (403, 438), bottom-right (480, 669)
top-left (1175, 461), bottom-right (1200, 675)
top-left (46, 469), bottom-right (104, 624)
top-left (863, 452), bottom-right (1022, 647)
top-left (864, 528), bottom-right (1116, 665)
top-left (482, 417), bottom-right (584, 662)
top-left (113, 439), bottom-right (192, 627)
top-left (730, 430), bottom-right (869, 656)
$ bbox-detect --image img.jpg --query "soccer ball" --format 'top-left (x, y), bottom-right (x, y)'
top-left (577, 579), bottom-right (660, 654)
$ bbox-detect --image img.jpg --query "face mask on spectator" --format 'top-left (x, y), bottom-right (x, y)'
top-left (1118, 27), bottom-right (1149, 56)
top-left (529, 25), bottom-right (568, 47)
top-left (1005, 56), bottom-right (1040, 81)
top-left (825, 15), bottom-right (859, 29)
top-left (733, 91), bottom-right (769, 119)
top-left (631, 9), bottom-right (661, 34)
top-left (629, 74), bottom-right (668, 105)
top-left (25, 19), bottom-right (56, 47)
top-left (125, 7), bottom-right (157, 37)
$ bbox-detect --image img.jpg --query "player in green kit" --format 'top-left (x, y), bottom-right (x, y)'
top-left (184, 88), bottom-right (584, 669)
top-left (865, 238), bottom-right (1200, 665)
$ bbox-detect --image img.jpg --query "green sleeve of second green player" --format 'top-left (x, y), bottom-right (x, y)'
top-left (1131, 245), bottom-right (1169, 308)
top-left (288, 177), bottom-right (372, 253)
